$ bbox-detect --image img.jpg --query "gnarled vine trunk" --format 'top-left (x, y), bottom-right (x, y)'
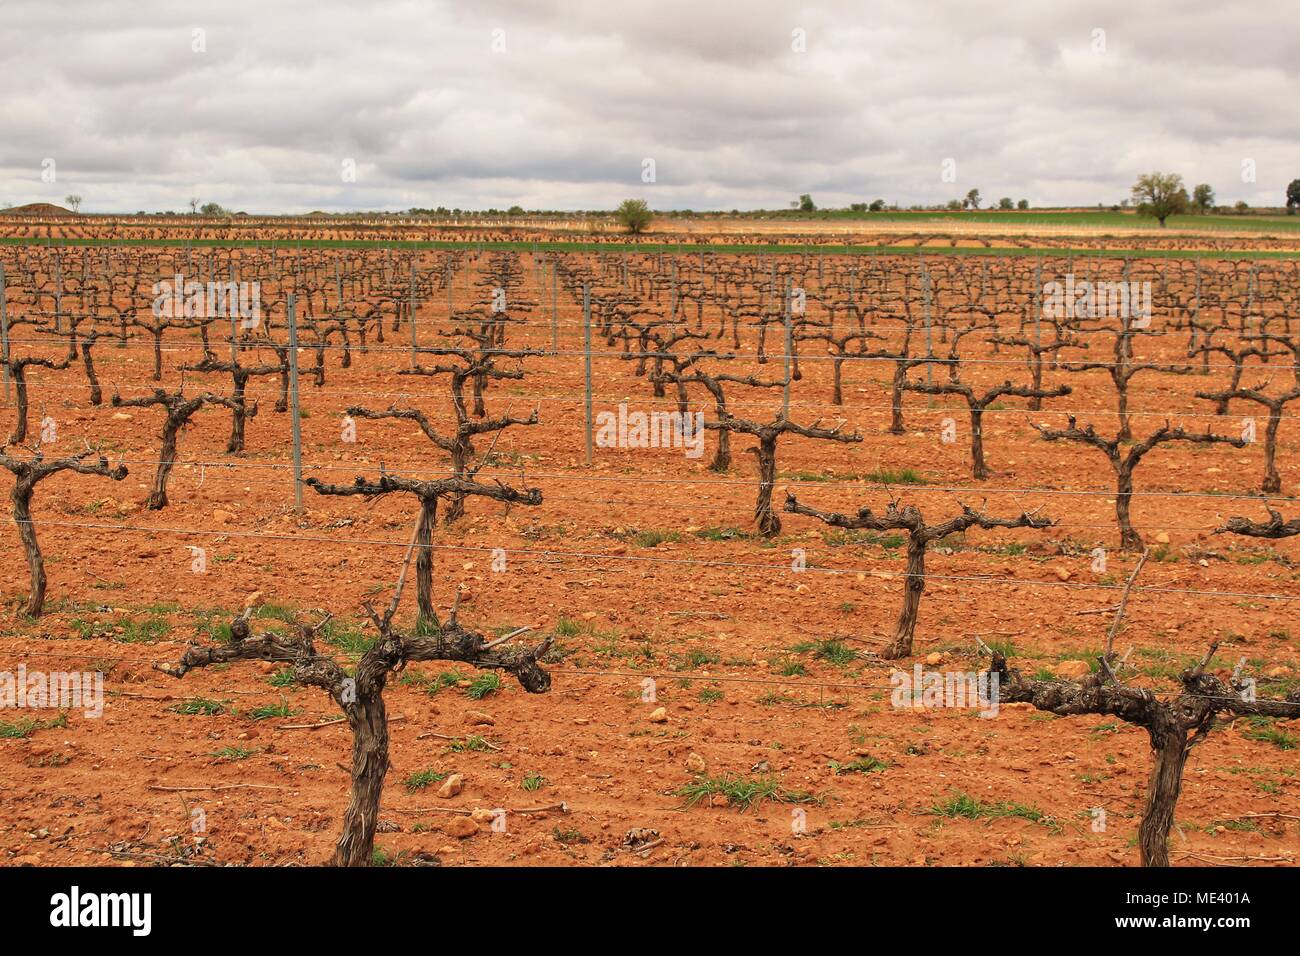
top-left (884, 536), bottom-right (926, 659)
top-left (332, 691), bottom-right (391, 867)
top-left (753, 434), bottom-right (780, 537)
top-left (11, 482), bottom-right (44, 617)
top-left (1138, 725), bottom-right (1191, 868)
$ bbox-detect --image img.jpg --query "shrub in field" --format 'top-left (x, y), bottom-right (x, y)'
top-left (664, 366), bottom-right (779, 472)
top-left (616, 199), bottom-right (653, 235)
top-left (356, 335), bottom-right (539, 524)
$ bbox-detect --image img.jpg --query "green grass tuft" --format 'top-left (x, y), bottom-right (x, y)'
top-left (860, 467), bottom-right (927, 485)
top-left (930, 791), bottom-right (1059, 831)
top-left (675, 773), bottom-right (817, 812)
top-left (404, 768), bottom-right (450, 792)
top-left (247, 698), bottom-right (298, 721)
top-left (465, 672), bottom-right (502, 701)
top-left (0, 713), bottom-right (68, 738)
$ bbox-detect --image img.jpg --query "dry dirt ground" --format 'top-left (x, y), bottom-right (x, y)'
top-left (0, 246), bottom-right (1296, 868)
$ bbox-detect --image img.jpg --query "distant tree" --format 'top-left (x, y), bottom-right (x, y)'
top-left (1192, 183), bottom-right (1215, 213)
top-left (199, 201), bottom-right (227, 216)
top-left (997, 197), bottom-right (1014, 210)
top-left (798, 193), bottom-right (816, 212)
top-left (615, 198), bottom-right (653, 234)
top-left (1131, 172), bottom-right (1188, 227)
top-left (869, 199), bottom-right (886, 211)
top-left (189, 197), bottom-right (199, 215)
top-left (1235, 200), bottom-right (1250, 213)
top-left (1286, 179), bottom-right (1300, 214)
top-left (1017, 199), bottom-right (1029, 209)
top-left (64, 195), bottom-right (82, 213)
top-left (946, 199), bottom-right (964, 210)
top-left (507, 205), bottom-right (525, 215)
top-left (964, 188), bottom-right (981, 209)
top-left (848, 202), bottom-right (867, 212)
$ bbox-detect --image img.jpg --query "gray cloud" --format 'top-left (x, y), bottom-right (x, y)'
top-left (0, 0), bottom-right (1295, 213)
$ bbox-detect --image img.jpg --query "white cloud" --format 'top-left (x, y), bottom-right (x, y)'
top-left (0, 0), bottom-right (1295, 213)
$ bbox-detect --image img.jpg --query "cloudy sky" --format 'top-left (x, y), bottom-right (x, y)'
top-left (2, 0), bottom-right (1296, 214)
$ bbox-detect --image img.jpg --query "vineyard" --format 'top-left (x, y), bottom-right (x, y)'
top-left (1, 231), bottom-right (1297, 868)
